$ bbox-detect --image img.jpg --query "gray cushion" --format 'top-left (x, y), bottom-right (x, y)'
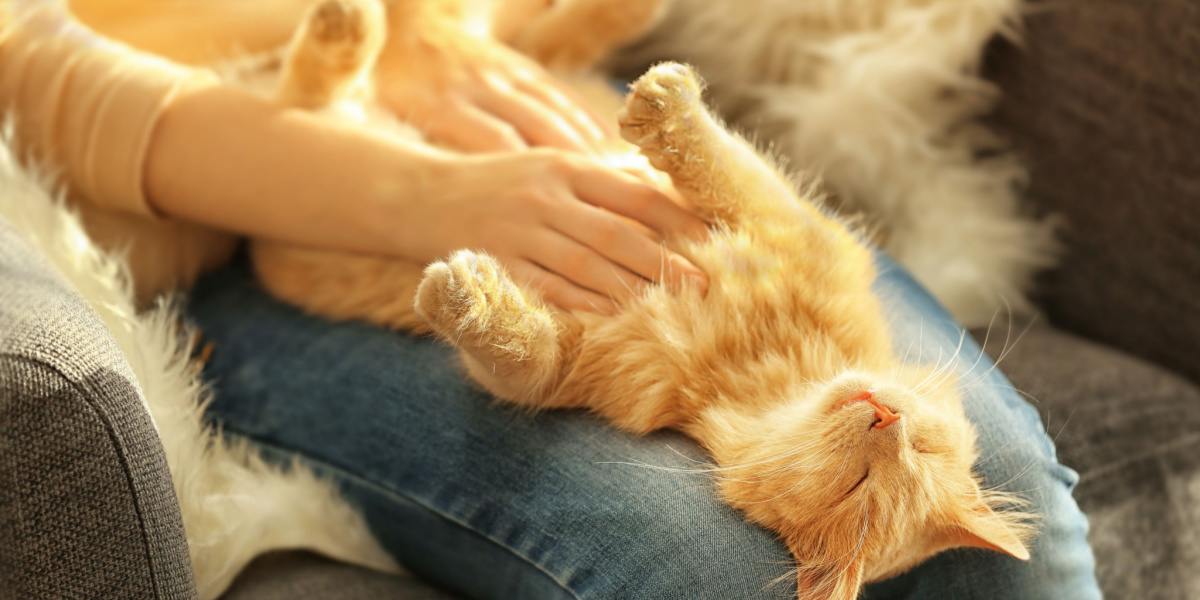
top-left (222, 552), bottom-right (455, 600)
top-left (0, 217), bottom-right (197, 599)
top-left (984, 0), bottom-right (1200, 384)
top-left (975, 324), bottom-right (1200, 600)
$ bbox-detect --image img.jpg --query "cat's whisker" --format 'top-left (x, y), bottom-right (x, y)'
top-left (912, 329), bottom-right (968, 395)
top-left (960, 378), bottom-right (1042, 405)
top-left (974, 314), bottom-right (1037, 385)
top-left (980, 458), bottom-right (1040, 494)
top-left (763, 566), bottom-right (801, 592)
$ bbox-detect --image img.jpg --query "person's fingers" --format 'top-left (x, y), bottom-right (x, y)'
top-left (421, 100), bottom-right (527, 152)
top-left (513, 73), bottom-right (610, 142)
top-left (567, 161), bottom-right (709, 240)
top-left (477, 74), bottom-right (593, 152)
top-left (550, 200), bottom-right (708, 292)
top-left (506, 258), bottom-right (618, 315)
top-left (526, 228), bottom-right (649, 304)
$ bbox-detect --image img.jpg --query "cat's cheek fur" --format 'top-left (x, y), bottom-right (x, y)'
top-left (787, 538), bottom-right (865, 600)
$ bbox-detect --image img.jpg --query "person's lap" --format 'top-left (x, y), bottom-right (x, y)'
top-left (188, 256), bottom-right (1100, 599)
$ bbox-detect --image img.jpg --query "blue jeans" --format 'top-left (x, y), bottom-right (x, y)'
top-left (188, 256), bottom-right (1101, 599)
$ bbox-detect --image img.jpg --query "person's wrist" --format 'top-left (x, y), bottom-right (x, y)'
top-left (363, 149), bottom-right (461, 262)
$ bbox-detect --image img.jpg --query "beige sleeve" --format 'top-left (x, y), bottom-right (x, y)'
top-left (0, 2), bottom-right (219, 216)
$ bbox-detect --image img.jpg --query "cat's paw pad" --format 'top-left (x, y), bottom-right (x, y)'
top-left (619, 63), bottom-right (705, 170)
top-left (619, 63), bottom-right (703, 142)
top-left (415, 250), bottom-right (506, 334)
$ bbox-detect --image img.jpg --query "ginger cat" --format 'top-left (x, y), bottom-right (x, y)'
top-left (78, 0), bottom-right (1033, 597)
top-left (250, 2), bottom-right (1036, 598)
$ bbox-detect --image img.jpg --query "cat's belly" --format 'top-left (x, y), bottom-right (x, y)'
top-left (561, 230), bottom-right (880, 433)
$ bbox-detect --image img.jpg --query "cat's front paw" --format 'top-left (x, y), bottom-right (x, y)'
top-left (414, 250), bottom-right (500, 335)
top-left (415, 250), bottom-right (559, 372)
top-left (619, 63), bottom-right (705, 170)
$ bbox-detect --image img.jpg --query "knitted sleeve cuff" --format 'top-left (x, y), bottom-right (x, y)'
top-left (1, 2), bottom-right (219, 216)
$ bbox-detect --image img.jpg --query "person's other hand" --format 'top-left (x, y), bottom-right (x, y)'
top-left (394, 150), bottom-right (709, 314)
top-left (375, 22), bottom-right (608, 154)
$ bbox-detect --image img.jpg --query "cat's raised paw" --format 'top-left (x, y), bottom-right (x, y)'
top-left (304, 0), bottom-right (384, 68)
top-left (619, 63), bottom-right (705, 169)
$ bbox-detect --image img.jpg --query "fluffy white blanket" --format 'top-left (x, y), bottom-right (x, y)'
top-left (617, 0), bottom-right (1058, 327)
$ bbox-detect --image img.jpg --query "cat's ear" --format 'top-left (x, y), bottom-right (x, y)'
top-left (787, 538), bottom-right (864, 600)
top-left (949, 498), bottom-right (1032, 561)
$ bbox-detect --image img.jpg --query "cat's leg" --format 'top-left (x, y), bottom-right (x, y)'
top-left (415, 250), bottom-right (582, 408)
top-left (618, 63), bottom-right (803, 227)
top-left (504, 0), bottom-right (670, 71)
top-left (278, 0), bottom-right (386, 109)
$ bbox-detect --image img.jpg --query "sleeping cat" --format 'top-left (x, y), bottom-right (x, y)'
top-left (244, 2), bottom-right (1036, 598)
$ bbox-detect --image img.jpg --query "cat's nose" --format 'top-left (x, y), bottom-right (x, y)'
top-left (847, 390), bottom-right (901, 430)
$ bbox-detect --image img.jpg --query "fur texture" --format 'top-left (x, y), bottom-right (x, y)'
top-left (0, 122), bottom-right (399, 599)
top-left (2, 1), bottom-right (1041, 597)
top-left (614, 0), bottom-right (1059, 327)
top-left (229, 3), bottom-right (1037, 596)
top-left (414, 63), bottom-right (1036, 600)
top-left (245, 0), bottom-right (670, 334)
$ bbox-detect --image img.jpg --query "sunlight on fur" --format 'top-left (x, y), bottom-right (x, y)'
top-left (237, 3), bottom-right (1039, 596)
top-left (614, 0), bottom-right (1060, 328)
top-left (4, 1), bottom-right (1041, 598)
top-left (416, 62), bottom-right (1035, 599)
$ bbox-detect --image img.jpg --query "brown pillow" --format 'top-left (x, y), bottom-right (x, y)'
top-left (985, 0), bottom-right (1200, 383)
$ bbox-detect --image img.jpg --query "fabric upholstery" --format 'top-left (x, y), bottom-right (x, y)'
top-left (975, 324), bottom-right (1200, 600)
top-left (0, 217), bottom-right (197, 599)
top-left (984, 0), bottom-right (1200, 383)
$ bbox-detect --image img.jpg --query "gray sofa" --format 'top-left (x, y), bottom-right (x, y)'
top-left (2, 1), bottom-right (1197, 598)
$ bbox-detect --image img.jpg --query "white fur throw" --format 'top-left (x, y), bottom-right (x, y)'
top-left (0, 126), bottom-right (399, 599)
top-left (616, 0), bottom-right (1058, 327)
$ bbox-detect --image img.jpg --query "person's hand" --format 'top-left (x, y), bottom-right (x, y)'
top-left (374, 20), bottom-right (609, 153)
top-left (393, 149), bottom-right (709, 314)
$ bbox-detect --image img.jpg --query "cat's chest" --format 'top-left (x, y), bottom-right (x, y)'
top-left (606, 232), bottom-right (870, 387)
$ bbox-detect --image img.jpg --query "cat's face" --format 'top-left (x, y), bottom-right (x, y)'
top-left (705, 368), bottom-right (1032, 600)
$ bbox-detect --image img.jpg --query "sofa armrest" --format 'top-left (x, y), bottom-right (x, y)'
top-left (984, 0), bottom-right (1200, 382)
top-left (0, 218), bottom-right (197, 599)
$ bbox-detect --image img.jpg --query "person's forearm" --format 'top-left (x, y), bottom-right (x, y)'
top-left (70, 0), bottom-right (311, 64)
top-left (144, 83), bottom-right (454, 257)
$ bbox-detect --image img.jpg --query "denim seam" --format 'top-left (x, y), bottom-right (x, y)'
top-left (221, 425), bottom-right (584, 600)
